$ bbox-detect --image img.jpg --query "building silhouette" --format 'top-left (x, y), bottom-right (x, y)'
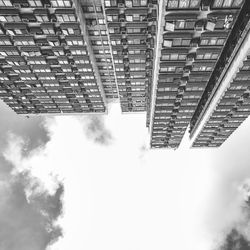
top-left (0, 0), bottom-right (249, 148)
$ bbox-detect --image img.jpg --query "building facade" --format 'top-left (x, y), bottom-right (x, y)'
top-left (149, 0), bottom-right (246, 149)
top-left (1, 0), bottom-right (250, 149)
top-left (0, 0), bottom-right (108, 115)
top-left (190, 0), bottom-right (250, 147)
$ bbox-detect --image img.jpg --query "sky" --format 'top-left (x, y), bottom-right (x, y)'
top-left (0, 99), bottom-right (250, 250)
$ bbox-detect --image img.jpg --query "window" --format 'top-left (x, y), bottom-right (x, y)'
top-left (56, 13), bottom-right (76, 22)
top-left (6, 57), bottom-right (26, 66)
top-left (160, 65), bottom-right (182, 72)
top-left (105, 0), bottom-right (117, 7)
top-left (89, 30), bottom-right (99, 36)
top-left (74, 58), bottom-right (90, 64)
top-left (0, 37), bottom-right (11, 45)
top-left (161, 53), bottom-right (186, 60)
top-left (33, 68), bottom-right (51, 73)
top-left (61, 26), bottom-right (80, 35)
top-left (36, 14), bottom-right (49, 22)
top-left (28, 58), bottom-right (46, 65)
top-left (166, 0), bottom-right (201, 9)
top-left (28, 0), bottom-right (42, 6)
top-left (200, 37), bottom-right (225, 46)
top-left (42, 26), bottom-right (55, 35)
top-left (166, 20), bottom-right (196, 30)
top-left (98, 18), bottom-right (105, 24)
top-left (51, 0), bottom-right (72, 7)
top-left (192, 65), bottom-right (213, 71)
top-left (0, 14), bottom-right (21, 22)
top-left (0, 48), bottom-right (19, 56)
top-left (213, 0), bottom-right (244, 8)
top-left (66, 38), bottom-right (84, 46)
top-left (22, 49), bottom-right (41, 57)
top-left (164, 38), bottom-right (190, 47)
top-left (241, 64), bottom-right (250, 71)
top-left (20, 75), bottom-right (37, 81)
top-left (82, 6), bottom-right (94, 12)
top-left (125, 0), bottom-right (147, 7)
top-left (101, 30), bottom-right (107, 36)
top-left (58, 58), bottom-right (68, 64)
top-left (0, 0), bottom-right (12, 6)
top-left (129, 58), bottom-right (146, 63)
top-left (196, 51), bottom-right (219, 60)
top-left (106, 15), bottom-right (118, 22)
top-left (14, 37), bottom-right (35, 46)
top-left (126, 13), bottom-right (147, 22)
top-left (70, 48), bottom-right (87, 55)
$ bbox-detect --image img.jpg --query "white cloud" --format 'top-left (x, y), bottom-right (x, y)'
top-left (3, 103), bottom-right (250, 250)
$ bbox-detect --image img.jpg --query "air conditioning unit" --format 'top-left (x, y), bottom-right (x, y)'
top-left (148, 0), bottom-right (154, 8)
top-left (206, 21), bottom-right (216, 31)
top-left (121, 38), bottom-right (127, 45)
top-left (117, 0), bottom-right (125, 8)
top-left (122, 48), bottom-right (128, 55)
top-left (195, 19), bottom-right (204, 31)
top-left (118, 13), bottom-right (125, 22)
top-left (13, 3), bottom-right (21, 8)
top-left (120, 27), bottom-right (126, 34)
top-left (186, 53), bottom-right (196, 62)
top-left (190, 37), bottom-right (200, 47)
top-left (201, 0), bottom-right (211, 11)
top-left (165, 22), bottom-right (175, 32)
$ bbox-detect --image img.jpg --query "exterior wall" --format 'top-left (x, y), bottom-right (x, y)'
top-left (81, 0), bottom-right (119, 99)
top-left (192, 38), bottom-right (250, 147)
top-left (190, 0), bottom-right (250, 148)
top-left (0, 0), bottom-right (106, 115)
top-left (149, 0), bottom-right (245, 149)
top-left (103, 0), bottom-right (158, 112)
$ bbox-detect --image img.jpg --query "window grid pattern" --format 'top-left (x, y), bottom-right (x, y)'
top-left (151, 0), bottom-right (243, 149)
top-left (0, 0), bottom-right (106, 114)
top-left (104, 0), bottom-right (157, 112)
top-left (192, 55), bottom-right (250, 148)
top-left (83, 0), bottom-right (118, 99)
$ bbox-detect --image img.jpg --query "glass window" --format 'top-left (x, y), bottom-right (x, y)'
top-left (126, 15), bottom-right (133, 22)
top-left (36, 15), bottom-right (49, 22)
top-left (200, 39), bottom-right (209, 45)
top-left (170, 53), bottom-right (178, 60)
top-left (28, 0), bottom-right (43, 7)
top-left (51, 0), bottom-right (71, 7)
top-left (182, 39), bottom-right (190, 46)
top-left (223, 0), bottom-right (234, 7)
top-left (167, 0), bottom-right (178, 8)
top-left (0, 0), bottom-right (12, 6)
top-left (175, 20), bottom-right (185, 29)
top-left (204, 52), bottom-right (212, 59)
top-left (217, 38), bottom-right (225, 45)
top-left (213, 0), bottom-right (225, 8)
top-left (190, 0), bottom-right (200, 7)
top-left (233, 0), bottom-right (244, 7)
top-left (179, 0), bottom-right (190, 8)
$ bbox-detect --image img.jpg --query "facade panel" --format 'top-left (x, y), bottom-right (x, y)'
top-left (104, 0), bottom-right (158, 113)
top-left (149, 0), bottom-right (245, 149)
top-left (0, 0), bottom-right (106, 115)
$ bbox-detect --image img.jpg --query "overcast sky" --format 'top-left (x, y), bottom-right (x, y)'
top-left (0, 99), bottom-right (250, 250)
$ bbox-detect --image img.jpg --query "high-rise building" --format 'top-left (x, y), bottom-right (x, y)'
top-left (189, 0), bottom-right (250, 148)
top-left (103, 0), bottom-right (157, 113)
top-left (149, 0), bottom-right (247, 149)
top-left (0, 0), bottom-right (250, 149)
top-left (0, 0), bottom-right (108, 115)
